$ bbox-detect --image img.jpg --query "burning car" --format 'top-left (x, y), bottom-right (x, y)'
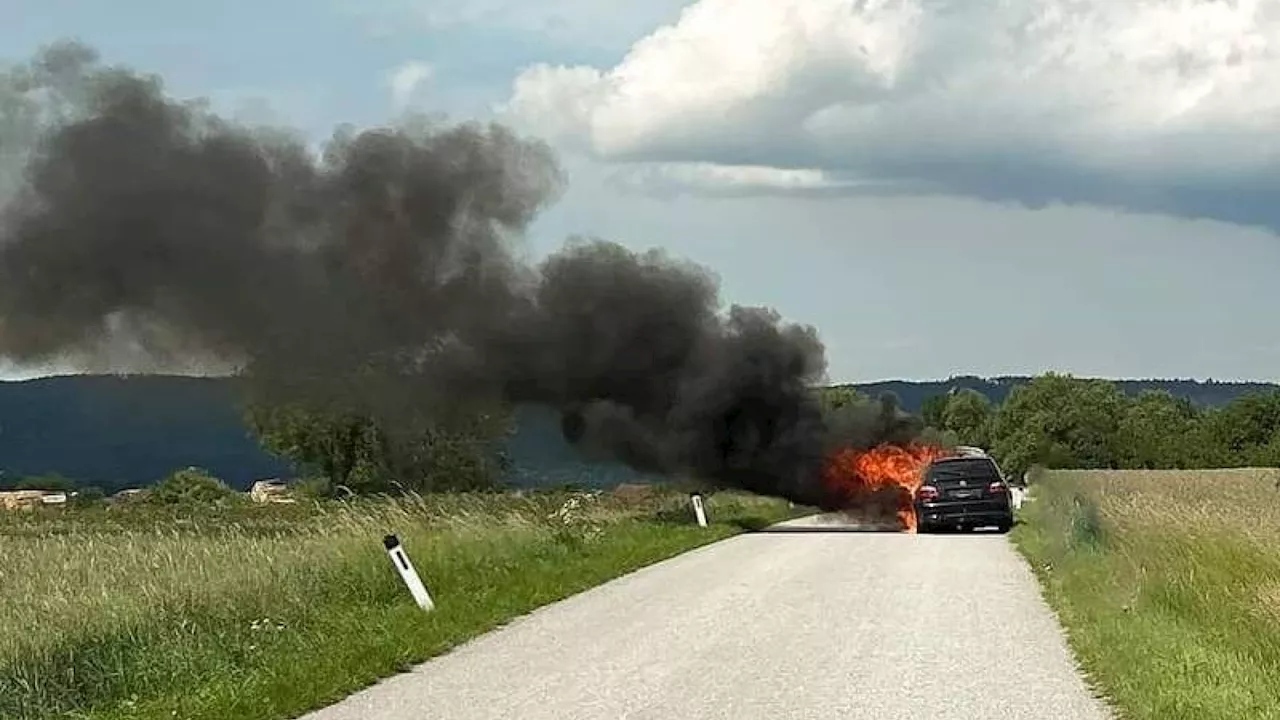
top-left (821, 443), bottom-right (951, 533)
top-left (913, 451), bottom-right (1015, 534)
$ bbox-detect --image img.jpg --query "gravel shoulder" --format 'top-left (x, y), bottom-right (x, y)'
top-left (299, 514), bottom-right (1112, 720)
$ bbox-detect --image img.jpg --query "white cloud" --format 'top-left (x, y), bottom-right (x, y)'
top-left (346, 0), bottom-right (692, 51)
top-left (501, 0), bottom-right (1280, 229)
top-left (386, 61), bottom-right (435, 112)
top-left (601, 162), bottom-right (908, 198)
top-left (505, 64), bottom-right (607, 153)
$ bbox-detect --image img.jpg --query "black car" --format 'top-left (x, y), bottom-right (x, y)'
top-left (914, 454), bottom-right (1015, 533)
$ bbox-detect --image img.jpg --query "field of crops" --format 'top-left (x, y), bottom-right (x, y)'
top-left (0, 488), bottom-right (796, 720)
top-left (1014, 468), bottom-right (1280, 720)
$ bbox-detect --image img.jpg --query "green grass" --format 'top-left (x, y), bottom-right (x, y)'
top-left (1012, 469), bottom-right (1280, 720)
top-left (1, 488), bottom-right (800, 720)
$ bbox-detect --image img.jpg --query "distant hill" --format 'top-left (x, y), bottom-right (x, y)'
top-left (0, 374), bottom-right (1274, 491)
top-left (0, 375), bottom-right (659, 493)
top-left (0, 375), bottom-right (291, 492)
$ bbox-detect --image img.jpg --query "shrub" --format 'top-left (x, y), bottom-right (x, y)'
top-left (149, 467), bottom-right (239, 506)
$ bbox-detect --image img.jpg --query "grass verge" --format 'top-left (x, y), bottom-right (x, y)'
top-left (1, 488), bottom-right (799, 720)
top-left (1012, 469), bottom-right (1280, 720)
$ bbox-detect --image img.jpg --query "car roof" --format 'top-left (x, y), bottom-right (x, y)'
top-left (932, 455), bottom-right (995, 464)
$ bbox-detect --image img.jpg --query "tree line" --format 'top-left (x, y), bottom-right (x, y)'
top-left (241, 371), bottom-right (1280, 495)
top-left (12, 371), bottom-right (1278, 501)
top-left (907, 372), bottom-right (1280, 479)
top-left (240, 400), bottom-right (517, 497)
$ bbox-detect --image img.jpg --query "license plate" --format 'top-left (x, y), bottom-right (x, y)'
top-left (951, 490), bottom-right (977, 499)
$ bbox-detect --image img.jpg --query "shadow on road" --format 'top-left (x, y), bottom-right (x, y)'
top-left (745, 523), bottom-right (898, 534)
top-left (730, 515), bottom-right (1025, 535)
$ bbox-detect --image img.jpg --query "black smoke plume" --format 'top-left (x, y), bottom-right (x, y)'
top-left (0, 41), bottom-right (923, 508)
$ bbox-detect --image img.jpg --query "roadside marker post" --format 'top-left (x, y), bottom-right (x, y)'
top-left (383, 534), bottom-right (435, 612)
top-left (690, 492), bottom-right (708, 528)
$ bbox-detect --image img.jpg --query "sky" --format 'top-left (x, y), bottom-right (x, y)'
top-left (2, 0), bottom-right (1279, 384)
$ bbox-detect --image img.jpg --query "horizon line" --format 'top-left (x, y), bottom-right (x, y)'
top-left (3, 370), bottom-right (1279, 386)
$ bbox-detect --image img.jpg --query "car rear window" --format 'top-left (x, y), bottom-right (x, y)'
top-left (925, 458), bottom-right (1001, 486)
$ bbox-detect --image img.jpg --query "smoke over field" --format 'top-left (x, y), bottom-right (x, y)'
top-left (0, 41), bottom-right (935, 510)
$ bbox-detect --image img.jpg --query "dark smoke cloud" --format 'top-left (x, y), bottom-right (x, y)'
top-left (0, 40), bottom-right (923, 508)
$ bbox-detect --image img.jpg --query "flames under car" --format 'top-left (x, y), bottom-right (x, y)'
top-left (913, 453), bottom-right (1016, 533)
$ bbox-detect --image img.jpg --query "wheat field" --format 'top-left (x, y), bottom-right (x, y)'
top-left (1015, 468), bottom-right (1280, 720)
top-left (0, 489), bottom-right (793, 720)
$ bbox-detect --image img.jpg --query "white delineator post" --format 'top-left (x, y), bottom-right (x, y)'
top-left (1010, 486), bottom-right (1026, 511)
top-left (383, 534), bottom-right (435, 611)
top-left (690, 493), bottom-right (708, 528)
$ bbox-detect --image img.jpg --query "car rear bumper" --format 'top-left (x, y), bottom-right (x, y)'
top-left (915, 503), bottom-right (1012, 528)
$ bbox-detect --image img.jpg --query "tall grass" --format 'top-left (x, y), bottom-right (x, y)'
top-left (1014, 469), bottom-right (1280, 720)
top-left (1, 488), bottom-right (797, 720)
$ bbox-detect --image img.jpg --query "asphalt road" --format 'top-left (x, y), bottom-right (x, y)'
top-left (301, 514), bottom-right (1112, 720)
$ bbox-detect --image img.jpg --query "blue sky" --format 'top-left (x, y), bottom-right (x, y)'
top-left (3, 0), bottom-right (1280, 384)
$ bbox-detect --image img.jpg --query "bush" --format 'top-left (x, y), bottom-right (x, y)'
top-left (1025, 464), bottom-right (1049, 485)
top-left (1068, 492), bottom-right (1106, 550)
top-left (70, 487), bottom-right (106, 507)
top-left (543, 490), bottom-right (606, 548)
top-left (148, 467), bottom-right (239, 506)
top-left (290, 475), bottom-right (333, 500)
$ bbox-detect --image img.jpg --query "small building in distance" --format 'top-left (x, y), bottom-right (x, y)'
top-left (249, 479), bottom-right (296, 504)
top-left (110, 488), bottom-right (149, 504)
top-left (0, 489), bottom-right (67, 510)
top-left (0, 490), bottom-right (48, 511)
top-left (40, 492), bottom-right (68, 506)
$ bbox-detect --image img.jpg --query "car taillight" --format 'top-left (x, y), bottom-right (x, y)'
top-left (917, 485), bottom-right (939, 502)
top-left (988, 481), bottom-right (1007, 494)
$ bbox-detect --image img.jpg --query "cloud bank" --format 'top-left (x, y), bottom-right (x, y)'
top-left (503, 0), bottom-right (1280, 229)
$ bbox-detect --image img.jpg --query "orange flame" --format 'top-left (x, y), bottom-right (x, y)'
top-left (820, 443), bottom-right (952, 533)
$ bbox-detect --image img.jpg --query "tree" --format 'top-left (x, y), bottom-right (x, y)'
top-left (15, 473), bottom-right (78, 492)
top-left (917, 425), bottom-right (960, 448)
top-left (920, 393), bottom-right (949, 430)
top-left (244, 401), bottom-right (515, 495)
top-left (244, 404), bottom-right (388, 494)
top-left (1195, 391), bottom-right (1280, 467)
top-left (989, 373), bottom-right (1126, 477)
top-left (817, 385), bottom-right (863, 414)
top-left (941, 389), bottom-right (993, 448)
top-left (1248, 426), bottom-right (1280, 468)
top-left (1114, 390), bottom-right (1200, 469)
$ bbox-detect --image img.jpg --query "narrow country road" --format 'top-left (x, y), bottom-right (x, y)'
top-left (300, 514), bottom-right (1112, 720)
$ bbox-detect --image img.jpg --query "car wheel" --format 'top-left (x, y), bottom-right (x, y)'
top-left (995, 518), bottom-right (1013, 534)
top-left (914, 510), bottom-right (929, 534)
